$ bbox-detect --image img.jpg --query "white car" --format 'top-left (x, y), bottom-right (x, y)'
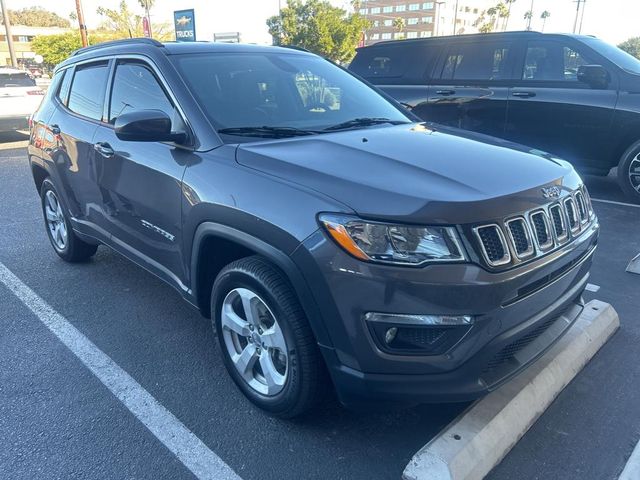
top-left (0, 68), bottom-right (44, 132)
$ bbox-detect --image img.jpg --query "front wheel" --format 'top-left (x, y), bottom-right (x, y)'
top-left (211, 256), bottom-right (328, 418)
top-left (617, 141), bottom-right (640, 204)
top-left (40, 178), bottom-right (98, 262)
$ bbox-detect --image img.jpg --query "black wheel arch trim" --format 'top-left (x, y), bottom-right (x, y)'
top-left (189, 221), bottom-right (333, 348)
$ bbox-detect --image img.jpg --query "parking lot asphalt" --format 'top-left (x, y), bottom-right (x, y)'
top-left (1, 132), bottom-right (639, 480)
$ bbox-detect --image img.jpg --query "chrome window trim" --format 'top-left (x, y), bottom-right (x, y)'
top-left (472, 224), bottom-right (512, 267)
top-left (505, 216), bottom-right (535, 259)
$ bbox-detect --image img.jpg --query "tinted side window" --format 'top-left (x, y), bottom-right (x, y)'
top-left (522, 41), bottom-right (595, 81)
top-left (57, 69), bottom-right (72, 105)
top-left (68, 62), bottom-right (109, 121)
top-left (109, 62), bottom-right (175, 124)
top-left (349, 44), bottom-right (438, 83)
top-left (441, 42), bottom-right (512, 81)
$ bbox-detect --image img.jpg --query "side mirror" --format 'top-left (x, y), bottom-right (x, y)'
top-left (114, 110), bottom-right (186, 143)
top-left (577, 65), bottom-right (610, 89)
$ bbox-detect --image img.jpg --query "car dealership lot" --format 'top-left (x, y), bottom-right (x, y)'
top-left (1, 133), bottom-right (639, 479)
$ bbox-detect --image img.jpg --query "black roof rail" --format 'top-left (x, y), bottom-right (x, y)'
top-left (72, 38), bottom-right (164, 57)
top-left (280, 45), bottom-right (311, 53)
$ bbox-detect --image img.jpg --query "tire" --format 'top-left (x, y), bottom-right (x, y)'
top-left (40, 178), bottom-right (98, 262)
top-left (617, 141), bottom-right (640, 204)
top-left (211, 255), bottom-right (328, 418)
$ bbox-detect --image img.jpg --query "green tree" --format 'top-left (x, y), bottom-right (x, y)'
top-left (1, 7), bottom-right (70, 28)
top-left (540, 10), bottom-right (550, 32)
top-left (393, 17), bottom-right (405, 40)
top-left (96, 1), bottom-right (172, 40)
top-left (31, 32), bottom-right (82, 67)
top-left (619, 37), bottom-right (640, 59)
top-left (267, 0), bottom-right (370, 63)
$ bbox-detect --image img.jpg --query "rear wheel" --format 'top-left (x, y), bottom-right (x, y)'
top-left (211, 256), bottom-right (327, 418)
top-left (40, 178), bottom-right (98, 262)
top-left (617, 141), bottom-right (640, 204)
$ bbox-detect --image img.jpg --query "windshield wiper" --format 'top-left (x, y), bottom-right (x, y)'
top-left (217, 126), bottom-right (320, 138)
top-left (323, 117), bottom-right (410, 132)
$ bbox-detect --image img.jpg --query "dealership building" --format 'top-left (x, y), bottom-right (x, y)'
top-left (0, 25), bottom-right (69, 67)
top-left (357, 0), bottom-right (497, 45)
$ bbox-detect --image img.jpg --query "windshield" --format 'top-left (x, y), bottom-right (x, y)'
top-left (172, 52), bottom-right (411, 138)
top-left (580, 37), bottom-right (640, 75)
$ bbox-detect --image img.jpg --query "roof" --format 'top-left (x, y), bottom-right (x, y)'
top-left (60, 38), bottom-right (312, 70)
top-left (359, 31), bottom-right (587, 49)
top-left (0, 67), bottom-right (29, 75)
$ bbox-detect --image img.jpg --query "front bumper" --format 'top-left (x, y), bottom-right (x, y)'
top-left (292, 221), bottom-right (598, 408)
top-left (0, 115), bottom-right (30, 132)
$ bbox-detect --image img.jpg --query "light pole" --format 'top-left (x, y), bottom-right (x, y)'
top-left (452, 0), bottom-right (459, 35)
top-left (434, 1), bottom-right (445, 37)
top-left (578, 0), bottom-right (587, 34)
top-left (0, 0), bottom-right (17, 67)
top-left (75, 0), bottom-right (88, 47)
top-left (573, 0), bottom-right (582, 33)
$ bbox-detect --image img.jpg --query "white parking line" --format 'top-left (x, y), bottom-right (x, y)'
top-left (0, 262), bottom-right (242, 480)
top-left (620, 439), bottom-right (640, 479)
top-left (591, 198), bottom-right (640, 208)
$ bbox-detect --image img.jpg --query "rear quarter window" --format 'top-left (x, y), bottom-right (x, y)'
top-left (349, 43), bottom-right (439, 84)
top-left (0, 72), bottom-right (36, 87)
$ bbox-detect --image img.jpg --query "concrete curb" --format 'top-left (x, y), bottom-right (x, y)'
top-left (403, 300), bottom-right (620, 480)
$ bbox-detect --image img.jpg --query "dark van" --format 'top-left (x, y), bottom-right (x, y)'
top-left (350, 31), bottom-right (640, 203)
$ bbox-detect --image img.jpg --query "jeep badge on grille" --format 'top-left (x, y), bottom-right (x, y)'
top-left (541, 186), bottom-right (561, 199)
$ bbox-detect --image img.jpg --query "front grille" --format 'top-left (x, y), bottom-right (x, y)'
top-left (483, 316), bottom-right (558, 372)
top-left (475, 225), bottom-right (510, 266)
top-left (472, 185), bottom-right (595, 269)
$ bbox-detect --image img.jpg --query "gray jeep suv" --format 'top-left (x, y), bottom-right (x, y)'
top-left (28, 39), bottom-right (599, 417)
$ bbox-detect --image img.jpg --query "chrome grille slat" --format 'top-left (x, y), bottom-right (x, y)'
top-left (549, 204), bottom-right (568, 243)
top-left (530, 210), bottom-right (553, 251)
top-left (473, 185), bottom-right (596, 269)
top-left (473, 225), bottom-right (511, 267)
top-left (505, 217), bottom-right (534, 259)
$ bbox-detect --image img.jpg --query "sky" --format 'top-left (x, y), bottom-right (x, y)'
top-left (4, 0), bottom-right (639, 46)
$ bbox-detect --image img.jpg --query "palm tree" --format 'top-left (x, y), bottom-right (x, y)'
top-left (524, 10), bottom-right (533, 30)
top-left (540, 10), bottom-right (550, 31)
top-left (495, 2), bottom-right (510, 31)
top-left (504, 0), bottom-right (516, 31)
top-left (393, 16), bottom-right (406, 39)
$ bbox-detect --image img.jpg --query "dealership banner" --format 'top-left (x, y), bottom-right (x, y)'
top-left (174, 9), bottom-right (196, 42)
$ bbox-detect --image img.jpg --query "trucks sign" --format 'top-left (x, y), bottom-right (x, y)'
top-left (174, 9), bottom-right (196, 42)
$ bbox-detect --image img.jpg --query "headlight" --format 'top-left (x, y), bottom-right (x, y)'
top-left (319, 214), bottom-right (467, 265)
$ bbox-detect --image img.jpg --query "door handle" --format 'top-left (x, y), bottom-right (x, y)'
top-left (512, 91), bottom-right (536, 98)
top-left (436, 89), bottom-right (456, 96)
top-left (49, 124), bottom-right (60, 135)
top-left (94, 142), bottom-right (115, 157)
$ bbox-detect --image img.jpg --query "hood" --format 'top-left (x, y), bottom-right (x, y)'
top-left (235, 124), bottom-right (581, 224)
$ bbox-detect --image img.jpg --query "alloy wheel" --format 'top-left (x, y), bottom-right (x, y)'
top-left (629, 153), bottom-right (640, 193)
top-left (220, 288), bottom-right (289, 396)
top-left (44, 190), bottom-right (68, 250)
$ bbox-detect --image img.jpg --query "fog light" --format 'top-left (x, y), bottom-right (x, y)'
top-left (364, 312), bottom-right (474, 326)
top-left (384, 327), bottom-right (398, 345)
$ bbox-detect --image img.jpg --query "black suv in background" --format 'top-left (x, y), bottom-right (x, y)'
top-left (29, 39), bottom-right (598, 417)
top-left (350, 31), bottom-right (640, 203)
